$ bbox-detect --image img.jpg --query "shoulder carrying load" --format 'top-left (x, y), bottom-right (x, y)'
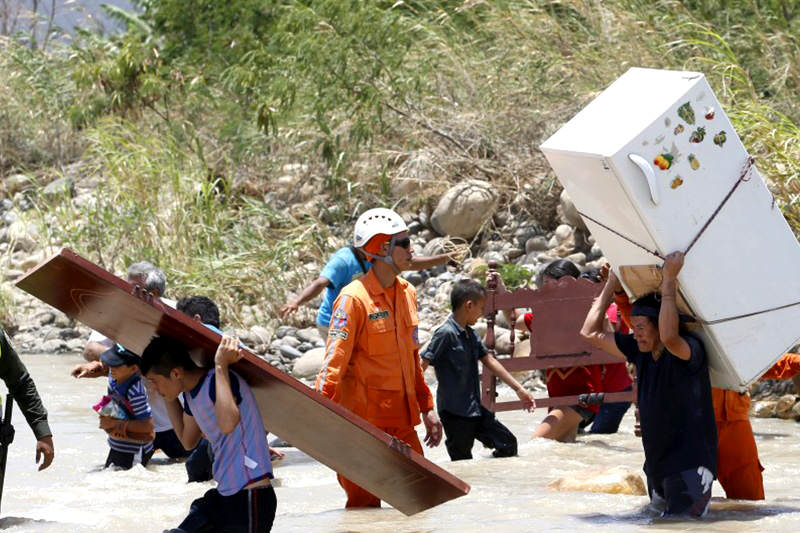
top-left (541, 67), bottom-right (800, 390)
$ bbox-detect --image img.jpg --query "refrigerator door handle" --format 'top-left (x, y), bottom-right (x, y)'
top-left (627, 153), bottom-right (660, 205)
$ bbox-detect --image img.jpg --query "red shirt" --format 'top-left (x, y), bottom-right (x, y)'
top-left (524, 311), bottom-right (602, 413)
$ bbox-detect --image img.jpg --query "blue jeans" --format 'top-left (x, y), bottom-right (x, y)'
top-left (589, 386), bottom-right (632, 434)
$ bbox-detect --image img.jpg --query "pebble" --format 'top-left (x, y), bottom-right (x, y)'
top-left (280, 336), bottom-right (301, 349)
top-left (296, 328), bottom-right (321, 344)
top-left (278, 344), bottom-right (303, 360)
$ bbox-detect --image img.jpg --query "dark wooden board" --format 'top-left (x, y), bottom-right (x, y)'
top-left (16, 248), bottom-right (469, 515)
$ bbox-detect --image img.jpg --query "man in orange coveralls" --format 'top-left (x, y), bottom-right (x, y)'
top-left (712, 354), bottom-right (800, 500)
top-left (610, 269), bottom-right (800, 500)
top-left (315, 207), bottom-right (443, 508)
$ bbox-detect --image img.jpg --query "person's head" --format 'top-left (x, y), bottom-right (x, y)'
top-left (630, 293), bottom-right (662, 352)
top-left (630, 292), bottom-right (693, 352)
top-left (100, 344), bottom-right (141, 383)
top-left (353, 208), bottom-right (412, 272)
top-left (450, 279), bottom-right (486, 325)
top-left (537, 259), bottom-right (581, 286)
top-left (140, 336), bottom-right (200, 400)
top-left (177, 296), bottom-right (221, 329)
top-left (127, 261), bottom-right (167, 297)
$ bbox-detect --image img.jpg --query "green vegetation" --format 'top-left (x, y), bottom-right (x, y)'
top-left (1, 0), bottom-right (798, 326)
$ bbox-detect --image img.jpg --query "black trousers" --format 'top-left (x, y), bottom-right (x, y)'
top-left (170, 485), bottom-right (277, 533)
top-left (105, 447), bottom-right (153, 470)
top-left (439, 407), bottom-right (517, 461)
top-left (154, 429), bottom-right (190, 459)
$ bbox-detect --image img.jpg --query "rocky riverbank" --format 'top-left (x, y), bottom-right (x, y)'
top-left (2, 173), bottom-right (798, 417)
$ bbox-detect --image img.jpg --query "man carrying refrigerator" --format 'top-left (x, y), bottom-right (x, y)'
top-left (580, 252), bottom-right (718, 517)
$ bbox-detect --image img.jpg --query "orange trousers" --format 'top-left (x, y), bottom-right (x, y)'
top-left (337, 425), bottom-right (423, 508)
top-left (716, 419), bottom-right (764, 500)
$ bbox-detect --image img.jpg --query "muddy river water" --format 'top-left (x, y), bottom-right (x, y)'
top-left (3, 353), bottom-right (800, 532)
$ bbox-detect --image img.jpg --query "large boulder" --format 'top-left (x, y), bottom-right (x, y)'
top-left (548, 467), bottom-right (646, 495)
top-left (292, 347), bottom-right (325, 379)
top-left (775, 394), bottom-right (798, 419)
top-left (431, 180), bottom-right (496, 240)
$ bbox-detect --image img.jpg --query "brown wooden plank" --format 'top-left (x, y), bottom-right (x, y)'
top-left (15, 248), bottom-right (469, 515)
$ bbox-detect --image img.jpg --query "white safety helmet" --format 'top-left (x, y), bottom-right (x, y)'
top-left (352, 208), bottom-right (408, 248)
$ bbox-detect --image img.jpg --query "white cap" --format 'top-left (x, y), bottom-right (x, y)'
top-left (352, 208), bottom-right (408, 248)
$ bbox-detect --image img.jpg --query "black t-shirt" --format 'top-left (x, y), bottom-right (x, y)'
top-left (614, 332), bottom-right (718, 482)
top-left (422, 315), bottom-right (488, 418)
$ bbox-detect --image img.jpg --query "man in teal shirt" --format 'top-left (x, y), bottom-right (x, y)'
top-left (280, 227), bottom-right (453, 336)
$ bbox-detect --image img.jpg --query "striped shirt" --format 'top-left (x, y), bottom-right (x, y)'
top-left (107, 372), bottom-right (154, 455)
top-left (183, 369), bottom-right (272, 496)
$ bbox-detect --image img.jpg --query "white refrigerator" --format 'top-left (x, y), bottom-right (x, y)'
top-left (541, 67), bottom-right (800, 390)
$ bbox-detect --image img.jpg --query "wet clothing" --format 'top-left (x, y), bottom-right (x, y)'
top-left (524, 312), bottom-right (603, 414)
top-left (0, 328), bottom-right (51, 440)
top-left (316, 246), bottom-right (371, 328)
top-left (422, 315), bottom-right (486, 418)
top-left (614, 332), bottom-right (717, 486)
top-left (186, 438), bottom-right (214, 483)
top-left (648, 467), bottom-right (713, 517)
top-left (315, 268), bottom-right (433, 507)
top-left (439, 407), bottom-right (517, 461)
top-left (154, 429), bottom-right (190, 459)
top-left (711, 353), bottom-right (800, 500)
top-left (183, 369), bottom-right (273, 496)
top-left (588, 386), bottom-right (633, 434)
top-left (423, 315), bottom-right (517, 460)
top-left (106, 371), bottom-right (153, 462)
top-left (105, 447), bottom-right (153, 469)
top-left (172, 484), bottom-right (277, 533)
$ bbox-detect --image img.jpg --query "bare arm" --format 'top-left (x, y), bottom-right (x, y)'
top-left (410, 254), bottom-right (451, 271)
top-left (214, 335), bottom-right (243, 434)
top-left (279, 276), bottom-right (330, 318)
top-left (165, 398), bottom-right (202, 450)
top-left (659, 252), bottom-right (691, 360)
top-left (580, 273), bottom-right (627, 362)
top-left (481, 354), bottom-right (535, 411)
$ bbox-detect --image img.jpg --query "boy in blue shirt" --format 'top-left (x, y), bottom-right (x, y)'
top-left (422, 279), bottom-right (535, 461)
top-left (142, 334), bottom-right (276, 532)
top-left (98, 344), bottom-right (155, 469)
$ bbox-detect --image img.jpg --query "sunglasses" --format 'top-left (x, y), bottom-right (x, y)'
top-left (392, 237), bottom-right (411, 249)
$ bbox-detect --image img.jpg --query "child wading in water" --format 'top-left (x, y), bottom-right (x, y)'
top-left (142, 334), bottom-right (276, 532)
top-left (422, 279), bottom-right (534, 460)
top-left (97, 344), bottom-right (155, 469)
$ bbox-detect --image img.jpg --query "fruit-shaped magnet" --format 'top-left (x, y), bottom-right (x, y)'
top-left (671, 176), bottom-right (684, 189)
top-left (689, 127), bottom-right (706, 144)
top-left (678, 102), bottom-right (695, 125)
top-left (654, 153), bottom-right (674, 170)
top-left (704, 107), bottom-right (715, 120)
top-left (674, 124), bottom-right (685, 135)
top-left (713, 131), bottom-right (727, 147)
top-left (688, 154), bottom-right (700, 170)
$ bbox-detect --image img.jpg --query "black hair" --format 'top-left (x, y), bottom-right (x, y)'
top-left (631, 292), bottom-right (690, 334)
top-left (140, 336), bottom-right (200, 377)
top-left (451, 278), bottom-right (486, 311)
top-left (579, 267), bottom-right (602, 283)
top-left (537, 259), bottom-right (581, 286)
top-left (177, 295), bottom-right (221, 329)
